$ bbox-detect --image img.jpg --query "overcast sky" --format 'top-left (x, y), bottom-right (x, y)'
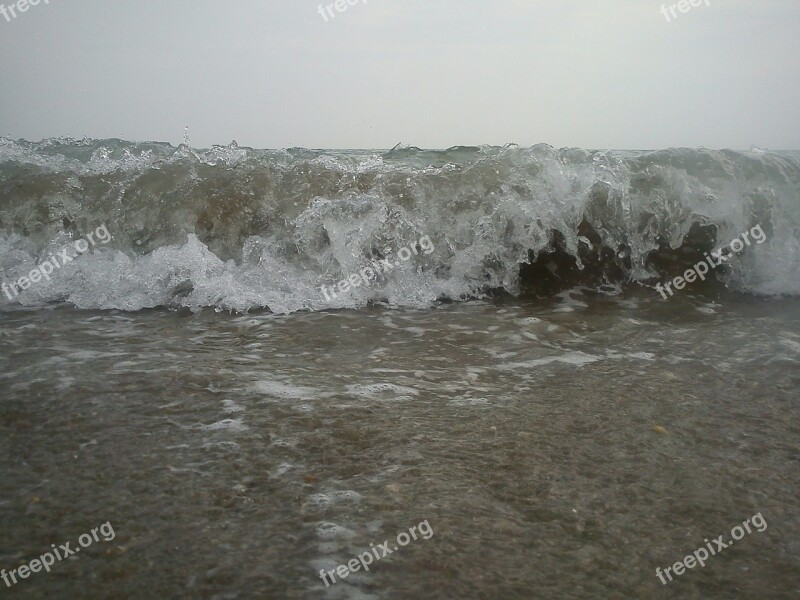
top-left (1, 0), bottom-right (798, 150)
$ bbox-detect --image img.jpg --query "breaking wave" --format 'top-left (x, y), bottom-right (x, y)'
top-left (1, 138), bottom-right (798, 313)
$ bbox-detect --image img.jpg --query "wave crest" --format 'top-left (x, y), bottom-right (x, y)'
top-left (1, 139), bottom-right (798, 312)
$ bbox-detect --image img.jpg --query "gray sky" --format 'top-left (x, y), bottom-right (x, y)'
top-left (1, 0), bottom-right (798, 149)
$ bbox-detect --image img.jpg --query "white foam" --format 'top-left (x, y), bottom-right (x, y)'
top-left (315, 522), bottom-right (356, 540)
top-left (496, 351), bottom-right (601, 370)
top-left (345, 383), bottom-right (420, 400)
top-left (252, 380), bottom-right (320, 400)
top-left (201, 418), bottom-right (247, 432)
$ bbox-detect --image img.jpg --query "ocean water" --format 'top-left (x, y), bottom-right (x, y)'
top-left (0, 139), bottom-right (798, 598)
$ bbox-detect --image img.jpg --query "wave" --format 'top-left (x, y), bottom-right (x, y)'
top-left (1, 138), bottom-right (798, 313)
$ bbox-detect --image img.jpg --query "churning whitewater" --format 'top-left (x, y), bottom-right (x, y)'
top-left (0, 138), bottom-right (798, 313)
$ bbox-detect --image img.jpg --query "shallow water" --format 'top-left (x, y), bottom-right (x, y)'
top-left (1, 289), bottom-right (798, 598)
